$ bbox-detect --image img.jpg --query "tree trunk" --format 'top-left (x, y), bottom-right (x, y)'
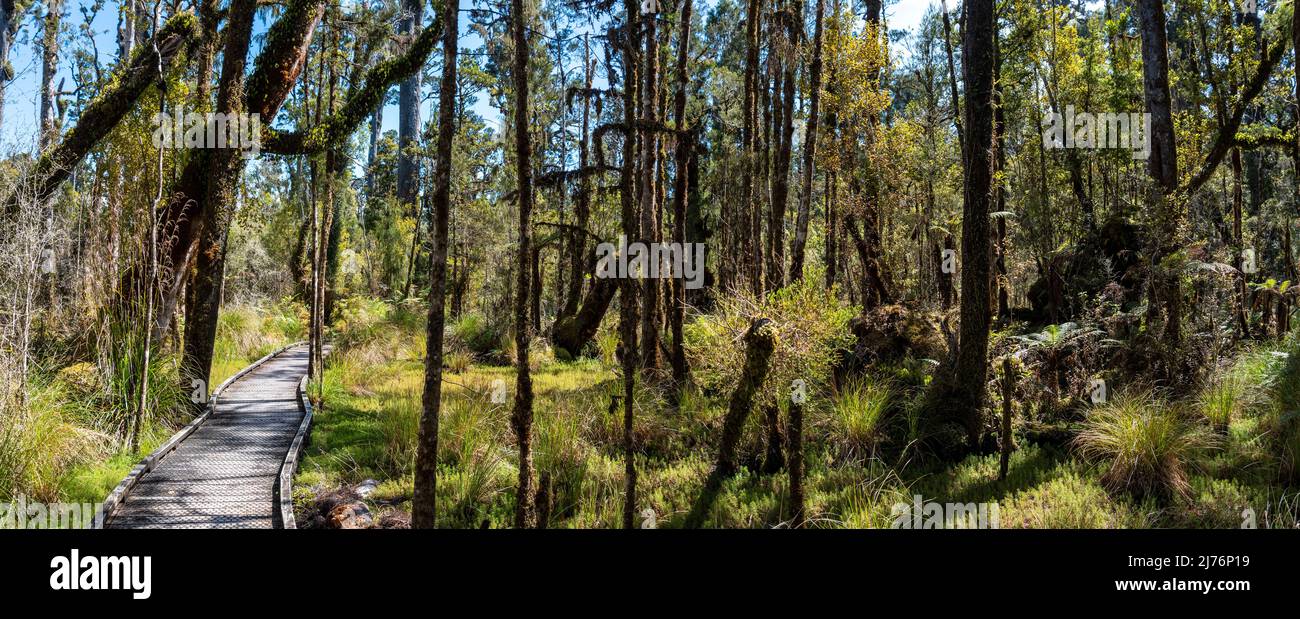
top-left (559, 36), bottom-right (595, 321)
top-left (761, 403), bottom-right (785, 474)
top-left (736, 0), bottom-right (761, 294)
top-left (1136, 0), bottom-right (1183, 349)
top-left (509, 0), bottom-right (536, 529)
top-left (396, 0), bottom-right (423, 213)
top-left (412, 0), bottom-right (457, 529)
top-left (180, 0), bottom-right (259, 398)
top-left (685, 318), bottom-right (776, 528)
top-left (825, 173), bottom-right (837, 289)
top-left (787, 397), bottom-right (805, 527)
top-left (0, 0), bottom-right (19, 131)
top-left (39, 0), bottom-right (63, 151)
top-left (619, 0), bottom-right (642, 530)
top-left (639, 7), bottom-right (662, 370)
top-left (854, 0), bottom-right (891, 308)
top-left (367, 102), bottom-right (382, 202)
top-left (553, 275), bottom-right (618, 358)
top-left (999, 357), bottom-right (1015, 480)
top-left (940, 0), bottom-right (963, 157)
top-left (940, 0), bottom-right (996, 451)
top-left (789, 0), bottom-right (824, 283)
top-left (669, 0), bottom-right (694, 390)
top-left (1138, 0), bottom-right (1178, 195)
top-left (1232, 148), bottom-right (1249, 337)
top-left (767, 0), bottom-right (798, 290)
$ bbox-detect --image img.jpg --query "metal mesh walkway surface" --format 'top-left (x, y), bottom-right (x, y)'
top-left (105, 345), bottom-right (309, 529)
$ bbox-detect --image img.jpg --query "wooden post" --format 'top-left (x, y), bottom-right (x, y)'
top-left (999, 357), bottom-right (1015, 481)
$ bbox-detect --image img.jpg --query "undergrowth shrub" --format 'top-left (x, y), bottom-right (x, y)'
top-left (449, 313), bottom-right (503, 358)
top-left (685, 277), bottom-right (853, 409)
top-left (1265, 341), bottom-right (1300, 482)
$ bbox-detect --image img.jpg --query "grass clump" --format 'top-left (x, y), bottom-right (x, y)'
top-left (1074, 390), bottom-right (1213, 501)
top-left (824, 376), bottom-right (891, 461)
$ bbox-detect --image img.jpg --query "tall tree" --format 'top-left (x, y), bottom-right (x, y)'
top-left (509, 0), bottom-right (537, 529)
top-left (736, 0), bottom-right (761, 293)
top-left (397, 0), bottom-right (424, 219)
top-left (1136, 0), bottom-right (1180, 345)
top-left (639, 0), bottom-right (662, 369)
top-left (181, 0), bottom-right (261, 396)
top-left (619, 0), bottom-right (642, 530)
top-left (412, 0), bottom-right (458, 529)
top-left (933, 0), bottom-right (995, 450)
top-left (669, 0), bottom-right (694, 389)
top-left (39, 0), bottom-right (64, 151)
top-left (0, 0), bottom-right (22, 131)
top-left (788, 0), bottom-right (824, 282)
top-left (766, 0), bottom-right (798, 290)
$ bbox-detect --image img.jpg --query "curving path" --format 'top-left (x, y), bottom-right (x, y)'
top-left (104, 345), bottom-right (311, 529)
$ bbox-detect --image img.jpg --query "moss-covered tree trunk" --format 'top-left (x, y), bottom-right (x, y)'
top-left (396, 0), bottom-right (423, 226)
top-left (639, 6), bottom-right (662, 371)
top-left (787, 397), bottom-right (805, 527)
top-left (412, 0), bottom-right (458, 529)
top-left (181, 0), bottom-right (259, 400)
top-left (553, 274), bottom-right (617, 359)
top-left (929, 0), bottom-right (995, 452)
top-left (0, 0), bottom-right (20, 131)
top-left (669, 0), bottom-right (694, 389)
top-left (619, 0), bottom-right (642, 530)
top-left (953, 0), bottom-right (996, 448)
top-left (509, 0), bottom-right (537, 529)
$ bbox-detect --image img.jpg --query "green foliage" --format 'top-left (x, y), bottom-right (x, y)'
top-left (823, 375), bottom-right (892, 461)
top-left (1264, 343), bottom-right (1300, 481)
top-left (0, 380), bottom-right (111, 502)
top-left (1074, 390), bottom-right (1214, 501)
top-left (450, 312), bottom-right (503, 358)
top-left (211, 301), bottom-right (306, 385)
top-left (685, 278), bottom-right (854, 407)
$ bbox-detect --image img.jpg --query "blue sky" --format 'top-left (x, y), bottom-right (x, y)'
top-left (1, 0), bottom-right (931, 150)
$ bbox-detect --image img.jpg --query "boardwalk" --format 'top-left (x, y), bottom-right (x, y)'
top-left (105, 345), bottom-right (310, 529)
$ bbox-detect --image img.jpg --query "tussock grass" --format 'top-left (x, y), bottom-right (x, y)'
top-left (1074, 390), bottom-right (1214, 500)
top-left (823, 375), bottom-right (891, 461)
